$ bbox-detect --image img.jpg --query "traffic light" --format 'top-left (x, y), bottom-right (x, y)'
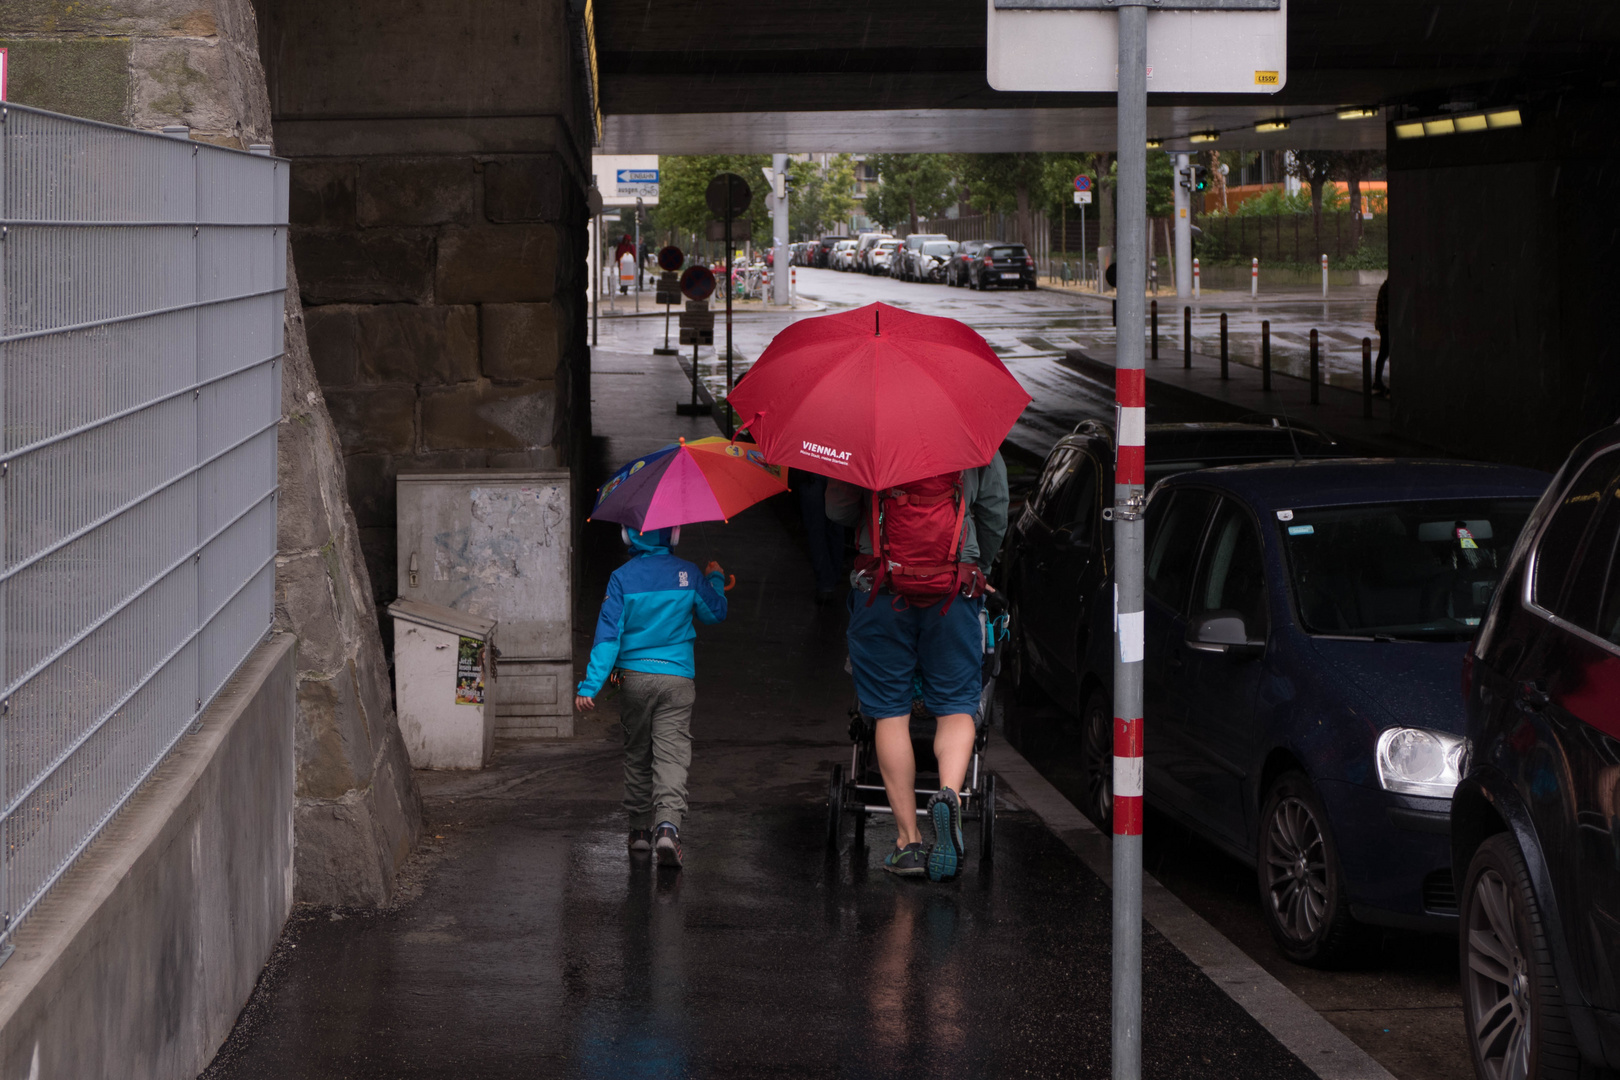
top-left (1180, 164), bottom-right (1210, 193)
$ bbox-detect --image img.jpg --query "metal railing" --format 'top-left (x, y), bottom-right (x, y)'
top-left (0, 104), bottom-right (286, 951)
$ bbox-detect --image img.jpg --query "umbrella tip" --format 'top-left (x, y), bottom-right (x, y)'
top-left (679, 436), bottom-right (686, 445)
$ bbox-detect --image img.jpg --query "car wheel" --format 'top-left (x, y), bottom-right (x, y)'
top-left (1462, 833), bottom-right (1600, 1080)
top-left (1258, 772), bottom-right (1359, 966)
top-left (1080, 688), bottom-right (1113, 831)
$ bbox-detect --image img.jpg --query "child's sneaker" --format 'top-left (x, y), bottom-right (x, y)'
top-left (628, 828), bottom-right (652, 853)
top-left (654, 822), bottom-right (683, 867)
top-left (927, 788), bottom-right (965, 882)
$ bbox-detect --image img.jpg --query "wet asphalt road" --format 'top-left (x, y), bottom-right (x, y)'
top-left (200, 342), bottom-right (1326, 1080)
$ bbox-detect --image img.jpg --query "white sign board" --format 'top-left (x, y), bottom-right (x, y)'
top-left (987, 0), bottom-right (1287, 94)
top-left (1074, 191), bottom-right (1093, 205)
top-left (616, 168), bottom-right (660, 198)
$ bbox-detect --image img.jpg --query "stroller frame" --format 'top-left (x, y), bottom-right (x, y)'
top-left (824, 595), bottom-right (1008, 861)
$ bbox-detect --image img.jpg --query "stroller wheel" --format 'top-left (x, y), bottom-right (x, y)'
top-left (980, 773), bottom-right (997, 862)
top-left (826, 764), bottom-right (845, 849)
top-left (853, 803), bottom-right (867, 848)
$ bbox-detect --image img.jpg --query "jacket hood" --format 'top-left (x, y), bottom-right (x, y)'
top-left (624, 526), bottom-right (678, 555)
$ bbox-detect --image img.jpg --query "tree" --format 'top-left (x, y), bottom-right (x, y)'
top-left (1286, 151), bottom-right (1337, 255)
top-left (866, 154), bottom-right (957, 235)
top-left (649, 155), bottom-right (773, 251)
top-left (955, 153), bottom-right (1049, 246)
top-left (1335, 150), bottom-right (1384, 249)
top-left (788, 154), bottom-right (857, 239)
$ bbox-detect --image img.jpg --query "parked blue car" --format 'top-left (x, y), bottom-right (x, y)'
top-left (1075, 459), bottom-right (1549, 964)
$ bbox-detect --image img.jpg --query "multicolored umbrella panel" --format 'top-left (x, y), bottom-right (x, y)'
top-left (589, 436), bottom-right (788, 531)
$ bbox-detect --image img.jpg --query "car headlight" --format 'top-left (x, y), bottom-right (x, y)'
top-left (1376, 727), bottom-right (1470, 798)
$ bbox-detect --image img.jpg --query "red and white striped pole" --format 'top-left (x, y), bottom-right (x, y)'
top-left (1251, 256), bottom-right (1259, 298)
top-left (1114, 364), bottom-right (1147, 842)
top-left (791, 266), bottom-right (797, 303)
top-left (1192, 257), bottom-right (1200, 300)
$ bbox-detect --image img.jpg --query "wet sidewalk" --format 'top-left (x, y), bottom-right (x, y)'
top-left (201, 346), bottom-right (1366, 1080)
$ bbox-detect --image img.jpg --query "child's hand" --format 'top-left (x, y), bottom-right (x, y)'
top-left (703, 560), bottom-right (724, 578)
top-left (575, 695), bottom-right (596, 712)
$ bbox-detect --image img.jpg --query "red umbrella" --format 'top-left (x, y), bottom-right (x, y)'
top-left (727, 302), bottom-right (1030, 490)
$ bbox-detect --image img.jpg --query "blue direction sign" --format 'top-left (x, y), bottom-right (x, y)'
top-left (616, 168), bottom-right (660, 197)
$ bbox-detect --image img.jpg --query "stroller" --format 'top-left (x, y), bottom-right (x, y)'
top-left (825, 593), bottom-right (1009, 860)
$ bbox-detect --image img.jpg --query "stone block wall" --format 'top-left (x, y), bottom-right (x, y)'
top-left (293, 153), bottom-right (588, 612)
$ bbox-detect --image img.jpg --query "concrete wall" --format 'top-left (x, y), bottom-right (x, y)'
top-left (1388, 97), bottom-right (1620, 471)
top-left (0, 0), bottom-right (424, 907)
top-left (0, 636), bottom-right (296, 1080)
top-left (255, 0), bottom-right (595, 617)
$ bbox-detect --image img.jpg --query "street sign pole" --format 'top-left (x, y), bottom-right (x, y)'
top-left (724, 201), bottom-right (734, 437)
top-left (1112, 6), bottom-right (1148, 1080)
top-left (1174, 153), bottom-right (1193, 298)
top-left (635, 197), bottom-right (643, 313)
top-left (772, 154), bottom-right (790, 307)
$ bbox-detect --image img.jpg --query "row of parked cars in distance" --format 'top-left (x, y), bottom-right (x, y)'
top-left (790, 233), bottom-right (1038, 288)
top-left (999, 412), bottom-right (1620, 1079)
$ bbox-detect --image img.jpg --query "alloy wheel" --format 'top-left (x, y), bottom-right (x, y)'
top-left (1081, 699), bottom-right (1113, 826)
top-left (1263, 796), bottom-right (1330, 941)
top-left (1465, 868), bottom-right (1532, 1080)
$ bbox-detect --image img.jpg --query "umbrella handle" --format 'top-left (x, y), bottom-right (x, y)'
top-left (724, 574), bottom-right (736, 592)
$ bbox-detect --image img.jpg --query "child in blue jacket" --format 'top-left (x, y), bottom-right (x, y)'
top-left (575, 525), bottom-right (727, 867)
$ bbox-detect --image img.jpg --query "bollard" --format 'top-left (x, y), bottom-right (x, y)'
top-left (1363, 337), bottom-right (1374, 419)
top-left (1309, 329), bottom-right (1320, 405)
top-left (1193, 257), bottom-right (1200, 300)
top-left (1262, 320), bottom-right (1272, 391)
top-left (1184, 306), bottom-right (1192, 369)
top-left (791, 267), bottom-right (796, 301)
top-left (1151, 300), bottom-right (1159, 360)
top-left (1321, 254), bottom-right (1329, 297)
top-left (1251, 257), bottom-right (1259, 299)
top-left (1220, 312), bottom-right (1229, 380)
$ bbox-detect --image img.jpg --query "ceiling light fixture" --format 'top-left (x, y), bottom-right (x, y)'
top-left (1423, 118), bottom-right (1456, 136)
top-left (1487, 109), bottom-right (1522, 128)
top-left (1338, 107), bottom-right (1379, 120)
top-left (1255, 119), bottom-right (1291, 133)
top-left (1394, 121), bottom-right (1426, 139)
top-left (1146, 139), bottom-right (1164, 149)
top-left (1454, 114), bottom-right (1488, 133)
top-left (1189, 131), bottom-right (1219, 143)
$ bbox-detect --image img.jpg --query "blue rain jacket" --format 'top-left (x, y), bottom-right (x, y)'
top-left (577, 527), bottom-right (728, 697)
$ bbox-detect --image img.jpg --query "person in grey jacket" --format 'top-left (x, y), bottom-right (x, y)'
top-left (825, 452), bottom-right (1009, 881)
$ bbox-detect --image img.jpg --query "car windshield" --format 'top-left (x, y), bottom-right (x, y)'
top-left (923, 242), bottom-right (956, 256)
top-left (987, 246), bottom-right (1026, 259)
top-left (1282, 498), bottom-right (1537, 640)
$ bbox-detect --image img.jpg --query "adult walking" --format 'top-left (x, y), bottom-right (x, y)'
top-left (1372, 277), bottom-right (1391, 397)
top-left (795, 470), bottom-right (847, 605)
top-left (727, 301), bottom-right (1030, 881)
top-left (826, 455), bottom-right (1008, 879)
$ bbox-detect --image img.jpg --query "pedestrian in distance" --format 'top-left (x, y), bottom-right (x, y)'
top-left (575, 526), bottom-right (728, 868)
top-left (794, 469), bottom-right (848, 605)
top-left (1372, 277), bottom-right (1391, 397)
top-left (827, 452), bottom-right (1009, 882)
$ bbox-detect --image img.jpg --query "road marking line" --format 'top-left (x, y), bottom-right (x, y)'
top-left (987, 734), bottom-right (1399, 1080)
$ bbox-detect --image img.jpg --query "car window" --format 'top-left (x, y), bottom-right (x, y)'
top-left (987, 246), bottom-right (1027, 258)
top-left (1534, 450), bottom-right (1620, 620)
top-left (1192, 498), bottom-right (1267, 636)
top-left (1031, 448), bottom-right (1076, 521)
top-left (1556, 465), bottom-right (1620, 646)
top-left (1047, 454), bottom-right (1099, 534)
top-left (1146, 489), bottom-right (1218, 612)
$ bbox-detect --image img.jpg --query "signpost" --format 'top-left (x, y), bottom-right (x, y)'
top-left (705, 173), bottom-right (752, 437)
top-left (1074, 175), bottom-right (1094, 283)
top-left (0, 49), bottom-right (8, 101)
top-left (989, 3), bottom-right (1284, 1078)
top-left (676, 266), bottom-right (717, 416)
top-left (654, 245), bottom-right (684, 355)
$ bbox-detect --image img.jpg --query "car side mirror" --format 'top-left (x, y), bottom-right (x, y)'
top-left (1187, 610), bottom-right (1264, 659)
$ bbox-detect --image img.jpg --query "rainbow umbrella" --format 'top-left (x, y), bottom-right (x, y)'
top-left (590, 436), bottom-right (788, 531)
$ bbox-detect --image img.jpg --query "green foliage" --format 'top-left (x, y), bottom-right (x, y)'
top-left (1229, 186), bottom-right (1313, 216)
top-left (955, 153), bottom-right (1045, 215)
top-left (649, 155), bottom-right (773, 248)
top-left (1098, 153), bottom-right (1175, 218)
top-left (866, 154), bottom-right (957, 233)
top-left (789, 154), bottom-right (858, 239)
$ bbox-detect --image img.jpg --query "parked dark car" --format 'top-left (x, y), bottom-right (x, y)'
top-left (1005, 420), bottom-right (1348, 714)
top-left (971, 242), bottom-right (1036, 290)
top-left (916, 240), bottom-right (960, 283)
top-left (1452, 424), bottom-right (1620, 1080)
top-left (895, 233), bottom-right (949, 282)
top-left (1019, 454), bottom-right (1548, 964)
top-left (815, 234), bottom-right (849, 267)
top-left (948, 240), bottom-right (991, 287)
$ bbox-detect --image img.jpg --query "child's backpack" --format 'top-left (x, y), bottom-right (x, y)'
top-left (854, 471), bottom-right (986, 610)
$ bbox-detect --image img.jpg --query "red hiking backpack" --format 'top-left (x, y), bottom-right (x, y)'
top-left (854, 471), bottom-right (986, 609)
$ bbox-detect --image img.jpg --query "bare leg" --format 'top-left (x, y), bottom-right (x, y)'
top-left (875, 715), bottom-right (922, 847)
top-left (933, 713), bottom-right (976, 793)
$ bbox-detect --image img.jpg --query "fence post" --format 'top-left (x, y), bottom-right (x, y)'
top-left (1363, 337), bottom-right (1374, 419)
top-left (1321, 253), bottom-right (1329, 297)
top-left (1309, 328), bottom-right (1320, 405)
top-left (1251, 257), bottom-right (1259, 298)
top-left (1151, 300), bottom-right (1159, 360)
top-left (1262, 320), bottom-right (1272, 391)
top-left (1220, 312), bottom-right (1229, 380)
top-left (1184, 306), bottom-right (1192, 369)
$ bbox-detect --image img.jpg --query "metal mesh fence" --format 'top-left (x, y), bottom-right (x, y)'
top-left (0, 104), bottom-right (286, 947)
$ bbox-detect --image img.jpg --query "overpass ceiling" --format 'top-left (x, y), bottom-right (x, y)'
top-left (595, 0), bottom-right (1619, 152)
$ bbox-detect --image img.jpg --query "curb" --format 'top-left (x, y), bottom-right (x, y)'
top-left (986, 735), bottom-right (1399, 1080)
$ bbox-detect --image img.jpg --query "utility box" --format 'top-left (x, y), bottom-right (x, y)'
top-left (388, 599), bottom-right (499, 769)
top-left (396, 470), bottom-right (574, 736)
